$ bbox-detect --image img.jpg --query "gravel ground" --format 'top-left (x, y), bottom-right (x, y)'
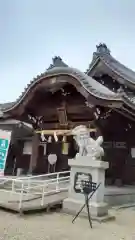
top-left (0, 208), bottom-right (135, 240)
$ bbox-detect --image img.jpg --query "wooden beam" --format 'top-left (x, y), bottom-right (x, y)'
top-left (122, 106), bottom-right (135, 117)
top-left (38, 120), bottom-right (94, 130)
top-left (35, 128), bottom-right (97, 135)
top-left (33, 104), bottom-right (92, 117)
top-left (115, 108), bottom-right (135, 122)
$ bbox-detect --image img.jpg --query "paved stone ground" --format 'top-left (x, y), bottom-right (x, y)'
top-left (0, 208), bottom-right (135, 240)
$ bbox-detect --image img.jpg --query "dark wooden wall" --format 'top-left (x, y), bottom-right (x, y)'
top-left (5, 140), bottom-right (30, 175)
top-left (97, 111), bottom-right (135, 185)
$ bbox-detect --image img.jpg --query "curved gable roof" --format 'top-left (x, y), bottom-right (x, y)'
top-left (87, 43), bottom-right (135, 85)
top-left (2, 48), bottom-right (135, 115)
top-left (1, 62), bottom-right (121, 113)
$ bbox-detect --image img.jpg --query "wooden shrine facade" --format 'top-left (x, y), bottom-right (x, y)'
top-left (1, 44), bottom-right (135, 185)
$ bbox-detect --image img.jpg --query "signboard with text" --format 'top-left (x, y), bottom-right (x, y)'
top-left (74, 172), bottom-right (92, 194)
top-left (0, 130), bottom-right (11, 176)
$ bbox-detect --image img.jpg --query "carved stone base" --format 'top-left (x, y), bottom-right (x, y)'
top-left (63, 157), bottom-right (111, 220)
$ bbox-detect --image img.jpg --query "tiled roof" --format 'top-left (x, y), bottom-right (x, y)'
top-left (127, 95), bottom-right (135, 103)
top-left (85, 43), bottom-right (135, 109)
top-left (87, 43), bottom-right (135, 84)
top-left (0, 102), bottom-right (15, 110)
top-left (2, 45), bottom-right (135, 114)
top-left (0, 56), bottom-right (121, 113)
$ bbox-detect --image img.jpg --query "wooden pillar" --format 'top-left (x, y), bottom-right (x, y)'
top-left (14, 140), bottom-right (24, 174)
top-left (29, 133), bottom-right (40, 174)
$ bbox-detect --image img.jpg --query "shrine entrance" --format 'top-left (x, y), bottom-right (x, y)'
top-left (26, 83), bottom-right (97, 174)
top-left (2, 65), bottom-right (121, 176)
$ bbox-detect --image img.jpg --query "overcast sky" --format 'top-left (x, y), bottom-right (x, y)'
top-left (0, 0), bottom-right (135, 103)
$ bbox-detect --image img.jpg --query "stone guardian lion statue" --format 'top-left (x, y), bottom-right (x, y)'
top-left (72, 125), bottom-right (104, 160)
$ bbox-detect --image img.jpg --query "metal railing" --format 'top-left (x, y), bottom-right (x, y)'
top-left (0, 171), bottom-right (70, 210)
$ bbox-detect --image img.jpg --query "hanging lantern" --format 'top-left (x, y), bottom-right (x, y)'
top-left (48, 154), bottom-right (57, 173)
top-left (62, 135), bottom-right (69, 155)
top-left (48, 154), bottom-right (57, 165)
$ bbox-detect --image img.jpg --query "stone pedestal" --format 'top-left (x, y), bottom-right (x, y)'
top-left (63, 157), bottom-right (110, 220)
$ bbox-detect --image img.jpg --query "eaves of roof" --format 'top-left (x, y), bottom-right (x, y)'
top-left (0, 66), bottom-right (121, 113)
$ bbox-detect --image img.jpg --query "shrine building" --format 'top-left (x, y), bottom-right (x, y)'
top-left (1, 43), bottom-right (135, 187)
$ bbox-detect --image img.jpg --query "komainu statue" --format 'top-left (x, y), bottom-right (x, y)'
top-left (72, 125), bottom-right (104, 160)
